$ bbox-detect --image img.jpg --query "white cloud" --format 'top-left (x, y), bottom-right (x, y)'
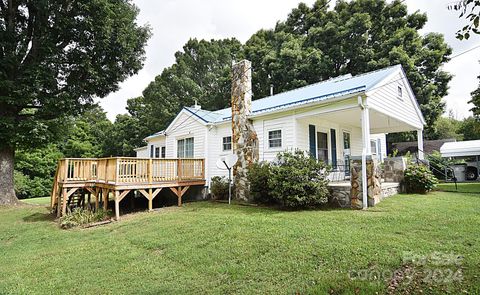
top-left (100, 0), bottom-right (480, 121)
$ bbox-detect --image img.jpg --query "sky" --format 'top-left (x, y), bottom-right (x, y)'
top-left (99, 0), bottom-right (480, 121)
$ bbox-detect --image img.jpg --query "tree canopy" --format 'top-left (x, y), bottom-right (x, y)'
top-left (0, 0), bottom-right (150, 204)
top-left (129, 38), bottom-right (244, 136)
top-left (130, 0), bottom-right (451, 143)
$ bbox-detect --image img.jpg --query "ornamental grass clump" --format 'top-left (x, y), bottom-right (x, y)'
top-left (403, 163), bottom-right (438, 194)
top-left (59, 208), bottom-right (110, 229)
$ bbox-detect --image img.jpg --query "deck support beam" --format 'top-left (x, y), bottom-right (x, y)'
top-left (102, 188), bottom-right (108, 210)
top-left (115, 191), bottom-right (120, 220)
top-left (169, 186), bottom-right (190, 207)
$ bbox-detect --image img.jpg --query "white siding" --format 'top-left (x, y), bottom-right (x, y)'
top-left (146, 136), bottom-right (166, 158)
top-left (368, 72), bottom-right (423, 130)
top-left (206, 123), bottom-right (233, 184)
top-left (135, 147), bottom-right (149, 158)
top-left (165, 112), bottom-right (206, 159)
top-left (255, 113), bottom-right (296, 162)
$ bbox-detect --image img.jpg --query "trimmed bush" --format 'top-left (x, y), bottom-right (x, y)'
top-left (59, 208), bottom-right (110, 229)
top-left (248, 162), bottom-right (273, 204)
top-left (403, 164), bottom-right (438, 194)
top-left (268, 150), bottom-right (330, 209)
top-left (210, 176), bottom-right (230, 200)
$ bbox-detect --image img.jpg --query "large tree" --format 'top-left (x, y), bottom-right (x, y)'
top-left (0, 0), bottom-right (150, 205)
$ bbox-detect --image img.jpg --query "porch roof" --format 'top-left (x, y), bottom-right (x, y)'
top-left (184, 65), bottom-right (403, 123)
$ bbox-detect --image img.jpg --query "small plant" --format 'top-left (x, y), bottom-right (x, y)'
top-left (210, 176), bottom-right (230, 200)
top-left (59, 208), bottom-right (110, 229)
top-left (403, 164), bottom-right (438, 194)
top-left (268, 150), bottom-right (330, 209)
top-left (248, 161), bottom-right (273, 204)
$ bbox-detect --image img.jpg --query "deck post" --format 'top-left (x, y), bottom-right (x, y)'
top-left (103, 188), bottom-right (108, 210)
top-left (61, 188), bottom-right (67, 216)
top-left (177, 187), bottom-right (182, 207)
top-left (148, 188), bottom-right (153, 211)
top-left (56, 186), bottom-right (62, 217)
top-left (95, 188), bottom-right (99, 211)
top-left (115, 190), bottom-right (120, 220)
top-left (148, 159), bottom-right (153, 184)
top-left (177, 159), bottom-right (182, 181)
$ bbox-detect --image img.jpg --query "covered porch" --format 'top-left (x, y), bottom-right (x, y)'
top-left (294, 95), bottom-right (424, 208)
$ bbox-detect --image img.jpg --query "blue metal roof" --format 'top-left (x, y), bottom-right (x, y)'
top-left (186, 64), bottom-right (401, 123)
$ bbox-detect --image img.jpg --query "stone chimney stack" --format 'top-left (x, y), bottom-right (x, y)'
top-left (231, 60), bottom-right (258, 201)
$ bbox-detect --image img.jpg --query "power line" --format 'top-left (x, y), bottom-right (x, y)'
top-left (450, 43), bottom-right (480, 59)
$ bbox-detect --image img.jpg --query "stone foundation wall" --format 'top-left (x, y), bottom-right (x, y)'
top-left (383, 157), bottom-right (407, 183)
top-left (328, 186), bottom-right (351, 208)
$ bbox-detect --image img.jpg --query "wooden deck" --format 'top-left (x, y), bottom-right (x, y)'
top-left (51, 157), bottom-right (205, 219)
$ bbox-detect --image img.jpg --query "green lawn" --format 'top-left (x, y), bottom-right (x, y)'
top-left (1, 191), bottom-right (479, 294)
top-left (436, 182), bottom-right (480, 194)
top-left (20, 197), bottom-right (51, 206)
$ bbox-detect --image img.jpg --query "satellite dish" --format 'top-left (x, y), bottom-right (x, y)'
top-left (216, 154), bottom-right (238, 170)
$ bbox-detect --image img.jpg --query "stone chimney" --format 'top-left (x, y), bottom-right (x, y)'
top-left (231, 60), bottom-right (258, 201)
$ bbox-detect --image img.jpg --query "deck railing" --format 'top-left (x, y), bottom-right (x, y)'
top-left (56, 157), bottom-right (205, 184)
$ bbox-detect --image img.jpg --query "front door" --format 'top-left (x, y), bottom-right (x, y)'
top-left (317, 132), bottom-right (329, 164)
top-left (343, 132), bottom-right (351, 176)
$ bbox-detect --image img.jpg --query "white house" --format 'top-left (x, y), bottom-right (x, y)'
top-left (136, 63), bottom-right (425, 200)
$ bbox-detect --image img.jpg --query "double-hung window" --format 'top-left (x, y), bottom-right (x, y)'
top-left (155, 147), bottom-right (160, 158)
top-left (268, 130), bottom-right (282, 148)
top-left (222, 136), bottom-right (232, 151)
top-left (161, 146), bottom-right (166, 158)
top-left (177, 137), bottom-right (194, 158)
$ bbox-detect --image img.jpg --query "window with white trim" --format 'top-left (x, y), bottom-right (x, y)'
top-left (370, 140), bottom-right (377, 155)
top-left (150, 145), bottom-right (154, 158)
top-left (155, 147), bottom-right (160, 158)
top-left (268, 130), bottom-right (282, 148)
top-left (177, 137), bottom-right (194, 158)
top-left (161, 146), bottom-right (166, 158)
top-left (222, 136), bottom-right (232, 151)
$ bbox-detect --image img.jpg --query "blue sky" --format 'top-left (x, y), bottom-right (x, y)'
top-left (99, 0), bottom-right (480, 121)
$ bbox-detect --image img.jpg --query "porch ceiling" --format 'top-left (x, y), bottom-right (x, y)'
top-left (297, 107), bottom-right (420, 134)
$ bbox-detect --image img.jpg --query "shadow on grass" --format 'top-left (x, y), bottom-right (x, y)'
top-left (22, 212), bottom-right (56, 223)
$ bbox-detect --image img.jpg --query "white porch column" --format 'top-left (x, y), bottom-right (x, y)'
top-left (417, 129), bottom-right (424, 160)
top-left (359, 96), bottom-right (371, 209)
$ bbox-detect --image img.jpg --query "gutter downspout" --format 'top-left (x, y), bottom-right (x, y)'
top-left (358, 96), bottom-right (368, 209)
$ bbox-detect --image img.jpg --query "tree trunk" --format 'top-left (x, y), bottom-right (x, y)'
top-left (0, 147), bottom-right (19, 205)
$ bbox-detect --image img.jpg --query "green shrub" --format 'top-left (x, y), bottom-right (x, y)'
top-left (59, 208), bottom-right (110, 229)
top-left (268, 150), bottom-right (330, 209)
top-left (248, 161), bottom-right (274, 204)
top-left (210, 176), bottom-right (231, 200)
top-left (403, 164), bottom-right (438, 194)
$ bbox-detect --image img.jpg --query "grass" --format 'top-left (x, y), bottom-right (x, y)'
top-left (1, 190), bottom-right (479, 294)
top-left (436, 182), bottom-right (480, 194)
top-left (20, 197), bottom-right (51, 206)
